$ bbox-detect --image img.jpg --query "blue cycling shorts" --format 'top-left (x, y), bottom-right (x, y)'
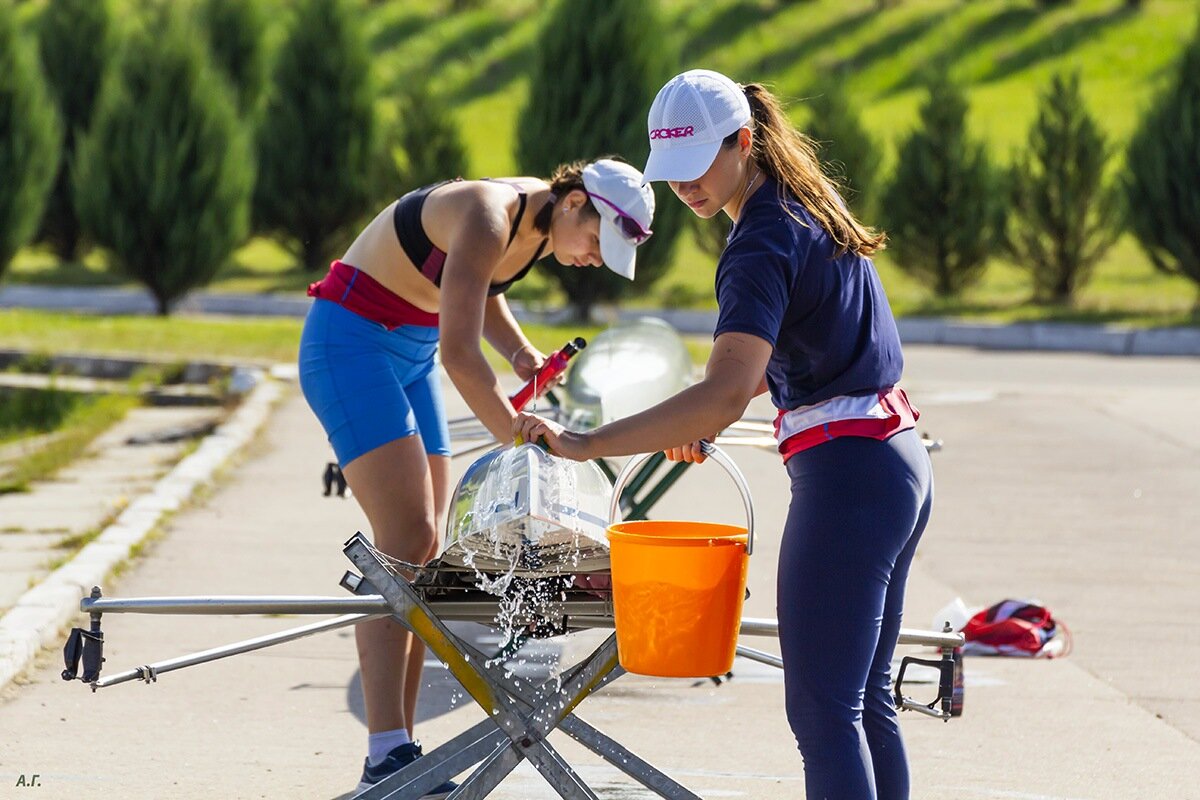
top-left (299, 299), bottom-right (451, 466)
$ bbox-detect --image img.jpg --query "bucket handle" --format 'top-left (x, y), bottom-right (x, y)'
top-left (607, 441), bottom-right (755, 556)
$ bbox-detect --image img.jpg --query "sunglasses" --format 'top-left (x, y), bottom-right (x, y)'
top-left (588, 192), bottom-right (653, 245)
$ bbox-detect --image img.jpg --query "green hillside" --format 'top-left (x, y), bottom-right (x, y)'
top-left (424, 0), bottom-right (1199, 323)
top-left (10, 0), bottom-right (1200, 324)
top-left (372, 0), bottom-right (1192, 176)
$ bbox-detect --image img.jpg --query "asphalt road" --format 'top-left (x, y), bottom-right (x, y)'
top-left (1, 344), bottom-right (1198, 799)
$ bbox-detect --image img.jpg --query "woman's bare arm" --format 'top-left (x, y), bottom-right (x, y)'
top-left (514, 332), bottom-right (773, 459)
top-left (482, 294), bottom-right (540, 373)
top-left (437, 189), bottom-right (522, 442)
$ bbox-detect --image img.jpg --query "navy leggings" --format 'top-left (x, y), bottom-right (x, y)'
top-left (778, 429), bottom-right (933, 800)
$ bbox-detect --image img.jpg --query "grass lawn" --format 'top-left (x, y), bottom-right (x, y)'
top-left (0, 392), bottom-right (136, 494)
top-left (0, 309), bottom-right (718, 368)
top-left (0, 386), bottom-right (89, 447)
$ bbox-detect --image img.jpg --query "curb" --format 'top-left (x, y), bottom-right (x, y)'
top-left (0, 369), bottom-right (285, 691)
top-left (895, 317), bottom-right (1200, 357)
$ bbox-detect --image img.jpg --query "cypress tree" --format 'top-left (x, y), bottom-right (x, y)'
top-left (254, 0), bottom-right (377, 272)
top-left (35, 0), bottom-right (114, 262)
top-left (880, 73), bottom-right (1003, 298)
top-left (73, 4), bottom-right (252, 315)
top-left (805, 79), bottom-right (883, 219)
top-left (196, 0), bottom-right (269, 117)
top-left (392, 81), bottom-right (469, 190)
top-left (517, 0), bottom-right (684, 321)
top-left (690, 213), bottom-right (730, 260)
top-left (1125, 20), bottom-right (1200, 304)
top-left (0, 1), bottom-right (61, 279)
top-left (1008, 71), bottom-right (1121, 304)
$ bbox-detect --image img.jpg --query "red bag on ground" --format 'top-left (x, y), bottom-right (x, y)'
top-left (961, 599), bottom-right (1071, 658)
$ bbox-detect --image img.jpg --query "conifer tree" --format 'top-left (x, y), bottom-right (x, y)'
top-left (805, 79), bottom-right (882, 219)
top-left (1125, 20), bottom-right (1200, 304)
top-left (881, 73), bottom-right (1002, 298)
top-left (517, 0), bottom-right (684, 321)
top-left (74, 5), bottom-right (252, 315)
top-left (690, 213), bottom-right (731, 260)
top-left (35, 0), bottom-right (113, 261)
top-left (255, 0), bottom-right (377, 272)
top-left (392, 81), bottom-right (469, 191)
top-left (0, 1), bottom-right (61, 279)
top-left (197, 0), bottom-right (269, 117)
top-left (1007, 72), bottom-right (1121, 304)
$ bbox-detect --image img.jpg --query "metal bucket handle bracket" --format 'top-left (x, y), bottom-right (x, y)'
top-left (607, 441), bottom-right (755, 556)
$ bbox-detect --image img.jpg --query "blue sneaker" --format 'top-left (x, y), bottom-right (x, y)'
top-left (354, 741), bottom-right (458, 798)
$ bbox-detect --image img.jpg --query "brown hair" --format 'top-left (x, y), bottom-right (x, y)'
top-left (735, 83), bottom-right (885, 257)
top-left (533, 159), bottom-right (599, 235)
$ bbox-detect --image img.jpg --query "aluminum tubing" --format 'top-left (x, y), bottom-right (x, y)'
top-left (82, 595), bottom-right (393, 615)
top-left (82, 595), bottom-right (613, 621)
top-left (576, 615), bottom-right (964, 649)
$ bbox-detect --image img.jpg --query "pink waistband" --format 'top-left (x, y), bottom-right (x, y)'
top-left (307, 261), bottom-right (438, 329)
top-left (774, 386), bottom-right (919, 462)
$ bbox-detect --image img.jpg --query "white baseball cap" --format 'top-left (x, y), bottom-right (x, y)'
top-left (582, 159), bottom-right (655, 280)
top-left (643, 69), bottom-right (752, 183)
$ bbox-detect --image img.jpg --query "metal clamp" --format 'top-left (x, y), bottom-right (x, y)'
top-left (607, 441), bottom-right (755, 556)
top-left (893, 628), bottom-right (965, 722)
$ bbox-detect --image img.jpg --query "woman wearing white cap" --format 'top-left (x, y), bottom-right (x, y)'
top-left (300, 157), bottom-right (654, 796)
top-left (514, 72), bottom-right (931, 800)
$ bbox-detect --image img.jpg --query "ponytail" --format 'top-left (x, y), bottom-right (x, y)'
top-left (740, 83), bottom-right (886, 257)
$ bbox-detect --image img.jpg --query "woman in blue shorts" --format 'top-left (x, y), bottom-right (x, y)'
top-left (300, 158), bottom-right (654, 796)
top-left (514, 70), bottom-right (932, 800)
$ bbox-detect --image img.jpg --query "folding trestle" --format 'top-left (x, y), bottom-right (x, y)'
top-left (345, 533), bottom-right (702, 800)
top-left (61, 531), bottom-right (962, 796)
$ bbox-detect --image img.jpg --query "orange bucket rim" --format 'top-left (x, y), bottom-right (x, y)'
top-left (607, 520), bottom-right (748, 547)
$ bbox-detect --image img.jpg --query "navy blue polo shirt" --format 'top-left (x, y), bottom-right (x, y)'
top-left (712, 177), bottom-right (904, 411)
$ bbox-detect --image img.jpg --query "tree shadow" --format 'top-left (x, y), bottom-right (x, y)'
top-left (983, 5), bottom-right (1136, 84)
top-left (886, 5), bottom-right (1040, 96)
top-left (381, 10), bottom-right (532, 103)
top-left (819, 8), bottom-right (953, 78)
top-left (369, 6), bottom-right (436, 53)
top-left (424, 15), bottom-right (512, 78)
top-left (441, 32), bottom-right (533, 103)
top-left (752, 6), bottom-right (875, 79)
top-left (3, 259), bottom-right (125, 288)
top-left (686, 0), bottom-right (788, 59)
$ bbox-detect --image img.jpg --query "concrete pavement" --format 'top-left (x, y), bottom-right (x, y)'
top-left (0, 347), bottom-right (1199, 798)
top-left (0, 372), bottom-right (281, 691)
top-left (0, 405), bottom-right (223, 615)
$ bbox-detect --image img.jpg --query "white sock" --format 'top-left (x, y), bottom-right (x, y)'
top-left (368, 728), bottom-right (412, 766)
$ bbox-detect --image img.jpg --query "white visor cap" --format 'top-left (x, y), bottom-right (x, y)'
top-left (581, 159), bottom-right (655, 280)
top-left (643, 69), bottom-right (752, 183)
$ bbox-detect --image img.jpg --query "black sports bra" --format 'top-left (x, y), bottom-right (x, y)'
top-left (392, 178), bottom-right (548, 297)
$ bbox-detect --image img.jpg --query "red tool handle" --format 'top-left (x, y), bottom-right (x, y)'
top-left (509, 337), bottom-right (586, 411)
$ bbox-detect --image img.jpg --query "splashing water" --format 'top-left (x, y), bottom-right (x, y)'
top-left (438, 444), bottom-right (613, 680)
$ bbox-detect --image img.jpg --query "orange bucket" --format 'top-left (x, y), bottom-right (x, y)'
top-left (606, 520), bottom-right (749, 677)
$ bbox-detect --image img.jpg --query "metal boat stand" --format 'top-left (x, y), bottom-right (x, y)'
top-left (64, 445), bottom-right (964, 799)
top-left (64, 531), bottom-right (963, 800)
top-left (342, 532), bottom-right (692, 800)
top-left (63, 531), bottom-right (705, 800)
